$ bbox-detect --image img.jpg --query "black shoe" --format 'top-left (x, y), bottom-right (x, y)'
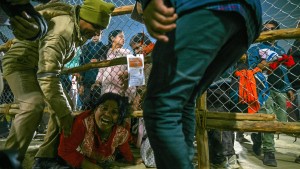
top-left (32, 158), bottom-right (71, 169)
top-left (263, 152), bottom-right (277, 167)
top-left (295, 155), bottom-right (300, 164)
top-left (251, 133), bottom-right (262, 156)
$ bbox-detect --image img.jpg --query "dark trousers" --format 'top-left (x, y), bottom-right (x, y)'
top-left (208, 130), bottom-right (235, 164)
top-left (207, 85), bottom-right (236, 164)
top-left (143, 9), bottom-right (248, 169)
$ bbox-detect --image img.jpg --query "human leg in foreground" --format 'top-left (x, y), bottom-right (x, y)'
top-left (141, 1), bottom-right (262, 168)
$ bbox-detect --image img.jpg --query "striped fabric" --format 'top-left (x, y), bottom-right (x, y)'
top-left (206, 3), bottom-right (257, 46)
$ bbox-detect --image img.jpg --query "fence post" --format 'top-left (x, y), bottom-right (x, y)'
top-left (195, 92), bottom-right (209, 169)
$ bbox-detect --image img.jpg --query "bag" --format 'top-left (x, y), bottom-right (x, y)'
top-left (140, 138), bottom-right (156, 168)
top-left (139, 118), bottom-right (156, 168)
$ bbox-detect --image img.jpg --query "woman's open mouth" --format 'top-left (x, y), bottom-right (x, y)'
top-left (100, 117), bottom-right (111, 125)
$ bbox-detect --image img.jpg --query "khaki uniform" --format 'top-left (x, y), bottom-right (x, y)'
top-left (2, 2), bottom-right (83, 160)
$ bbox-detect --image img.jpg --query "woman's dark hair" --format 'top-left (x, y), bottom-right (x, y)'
top-left (107, 30), bottom-right (123, 48)
top-left (263, 20), bottom-right (280, 30)
top-left (91, 92), bottom-right (129, 125)
top-left (129, 33), bottom-right (152, 46)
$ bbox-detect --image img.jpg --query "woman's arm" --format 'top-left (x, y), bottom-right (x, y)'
top-left (118, 140), bottom-right (143, 165)
top-left (118, 133), bottom-right (135, 164)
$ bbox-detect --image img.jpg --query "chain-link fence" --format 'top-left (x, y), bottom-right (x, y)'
top-left (0, 0), bottom-right (300, 124)
top-left (206, 0), bottom-right (300, 124)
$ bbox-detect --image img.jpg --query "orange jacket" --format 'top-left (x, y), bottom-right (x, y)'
top-left (234, 67), bottom-right (262, 114)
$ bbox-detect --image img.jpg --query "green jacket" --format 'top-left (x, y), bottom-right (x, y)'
top-left (2, 2), bottom-right (83, 118)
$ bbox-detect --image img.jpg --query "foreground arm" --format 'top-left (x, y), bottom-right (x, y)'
top-left (141, 0), bottom-right (177, 42)
top-left (0, 0), bottom-right (47, 40)
top-left (37, 15), bottom-right (75, 136)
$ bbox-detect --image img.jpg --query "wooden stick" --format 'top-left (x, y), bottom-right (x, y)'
top-left (255, 28), bottom-right (300, 42)
top-left (196, 93), bottom-right (210, 169)
top-left (206, 120), bottom-right (300, 134)
top-left (131, 110), bottom-right (276, 121)
top-left (198, 111), bottom-right (275, 121)
top-left (112, 5), bottom-right (134, 16)
top-left (62, 55), bottom-right (152, 74)
top-left (60, 29), bottom-right (300, 75)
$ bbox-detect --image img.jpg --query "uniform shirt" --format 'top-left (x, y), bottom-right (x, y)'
top-left (2, 2), bottom-right (83, 118)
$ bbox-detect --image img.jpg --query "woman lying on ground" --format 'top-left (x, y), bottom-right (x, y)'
top-left (58, 92), bottom-right (141, 169)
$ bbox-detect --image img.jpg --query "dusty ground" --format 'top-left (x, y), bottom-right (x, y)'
top-left (1, 133), bottom-right (300, 169)
top-left (236, 133), bottom-right (300, 169)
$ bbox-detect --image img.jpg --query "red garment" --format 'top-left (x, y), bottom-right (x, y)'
top-left (58, 110), bottom-right (134, 168)
top-left (286, 100), bottom-right (293, 109)
top-left (142, 42), bottom-right (155, 56)
top-left (269, 54), bottom-right (295, 70)
top-left (234, 67), bottom-right (262, 114)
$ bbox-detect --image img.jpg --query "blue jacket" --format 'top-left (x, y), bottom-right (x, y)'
top-left (247, 42), bottom-right (293, 93)
top-left (79, 41), bottom-right (108, 86)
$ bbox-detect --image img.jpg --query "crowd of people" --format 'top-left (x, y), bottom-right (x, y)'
top-left (207, 19), bottom-right (300, 168)
top-left (0, 0), bottom-right (300, 169)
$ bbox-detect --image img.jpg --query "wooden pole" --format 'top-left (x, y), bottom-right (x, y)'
top-left (130, 111), bottom-right (299, 134)
top-left (198, 111), bottom-right (275, 121)
top-left (255, 28), bottom-right (300, 42)
top-left (62, 55), bottom-right (152, 74)
top-left (206, 120), bottom-right (300, 134)
top-left (131, 110), bottom-right (276, 121)
top-left (3, 106), bottom-right (296, 134)
top-left (60, 29), bottom-right (300, 75)
top-left (196, 92), bottom-right (210, 169)
top-left (112, 5), bottom-right (134, 16)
